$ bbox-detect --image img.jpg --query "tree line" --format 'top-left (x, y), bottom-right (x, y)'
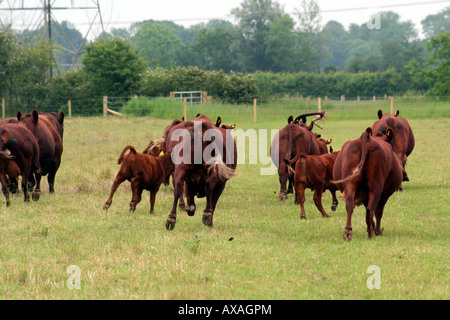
top-left (0, 0), bottom-right (448, 115)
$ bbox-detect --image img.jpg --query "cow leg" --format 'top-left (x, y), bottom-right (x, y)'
top-left (287, 174), bottom-right (294, 194)
top-left (31, 172), bottom-right (41, 202)
top-left (172, 173), bottom-right (185, 211)
top-left (21, 165), bottom-right (31, 203)
top-left (374, 195), bottom-right (389, 236)
top-left (166, 169), bottom-right (186, 230)
top-left (0, 170), bottom-right (11, 207)
top-left (343, 184), bottom-right (358, 241)
top-left (330, 189), bottom-right (338, 211)
top-left (203, 179), bottom-right (226, 227)
top-left (278, 164), bottom-right (288, 202)
top-left (129, 177), bottom-right (143, 212)
top-left (365, 192), bottom-right (382, 239)
top-left (103, 173), bottom-right (127, 210)
top-left (47, 161), bottom-right (60, 194)
top-left (149, 187), bottom-right (159, 214)
top-left (184, 182), bottom-right (196, 217)
top-left (296, 183), bottom-right (307, 219)
top-left (313, 189), bottom-right (331, 218)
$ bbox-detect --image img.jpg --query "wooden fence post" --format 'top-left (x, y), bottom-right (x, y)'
top-left (2, 98), bottom-right (5, 119)
top-left (184, 97), bottom-right (187, 120)
top-left (68, 100), bottom-right (72, 118)
top-left (390, 96), bottom-right (394, 114)
top-left (318, 97), bottom-right (321, 112)
top-left (170, 92), bottom-right (175, 99)
top-left (103, 96), bottom-right (108, 117)
top-left (253, 99), bottom-right (257, 123)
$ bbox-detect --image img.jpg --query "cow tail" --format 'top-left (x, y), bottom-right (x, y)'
top-left (332, 129), bottom-right (370, 184)
top-left (283, 152), bottom-right (305, 176)
top-left (284, 124), bottom-right (294, 162)
top-left (118, 146), bottom-right (137, 164)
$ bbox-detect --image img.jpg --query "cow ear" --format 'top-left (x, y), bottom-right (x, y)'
top-left (395, 110), bottom-right (399, 117)
top-left (377, 110), bottom-right (383, 119)
top-left (17, 111), bottom-right (22, 121)
top-left (326, 139), bottom-right (332, 144)
top-left (196, 113), bottom-right (201, 118)
top-left (32, 110), bottom-right (39, 124)
top-left (231, 124), bottom-right (236, 129)
top-left (216, 116), bottom-right (222, 127)
top-left (386, 128), bottom-right (394, 143)
top-left (329, 146), bottom-right (333, 153)
top-left (301, 116), bottom-right (306, 124)
top-left (288, 115), bottom-right (293, 124)
top-left (365, 127), bottom-right (373, 136)
top-left (316, 134), bottom-right (322, 139)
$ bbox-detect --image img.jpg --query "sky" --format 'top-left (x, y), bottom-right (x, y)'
top-left (1, 0), bottom-right (449, 39)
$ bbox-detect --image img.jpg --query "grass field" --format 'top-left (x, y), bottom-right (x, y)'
top-left (0, 98), bottom-right (448, 299)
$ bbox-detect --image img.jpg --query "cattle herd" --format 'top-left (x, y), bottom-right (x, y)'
top-left (0, 109), bottom-right (414, 241)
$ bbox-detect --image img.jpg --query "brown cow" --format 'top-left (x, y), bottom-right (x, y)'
top-left (332, 127), bottom-right (403, 240)
top-left (271, 112), bottom-right (327, 202)
top-left (164, 119), bottom-right (237, 230)
top-left (103, 145), bottom-right (174, 213)
top-left (285, 150), bottom-right (339, 219)
top-left (372, 109), bottom-right (415, 182)
top-left (0, 123), bottom-right (40, 205)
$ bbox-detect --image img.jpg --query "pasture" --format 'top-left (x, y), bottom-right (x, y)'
top-left (0, 98), bottom-right (448, 299)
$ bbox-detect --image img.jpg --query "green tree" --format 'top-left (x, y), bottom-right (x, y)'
top-left (129, 22), bottom-right (183, 68)
top-left (421, 7), bottom-right (450, 39)
top-left (231, 0), bottom-right (285, 72)
top-left (193, 26), bottom-right (244, 72)
top-left (407, 31), bottom-right (449, 96)
top-left (265, 14), bottom-right (299, 72)
top-left (82, 38), bottom-right (147, 97)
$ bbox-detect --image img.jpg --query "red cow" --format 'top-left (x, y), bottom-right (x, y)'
top-left (18, 110), bottom-right (63, 198)
top-left (372, 109), bottom-right (415, 182)
top-left (332, 127), bottom-right (403, 240)
top-left (285, 150), bottom-right (339, 219)
top-left (103, 146), bottom-right (174, 213)
top-left (271, 112), bottom-right (327, 202)
top-left (0, 123), bottom-right (40, 205)
top-left (164, 119), bottom-right (237, 230)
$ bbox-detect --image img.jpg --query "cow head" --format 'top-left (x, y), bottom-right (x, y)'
top-left (378, 109), bottom-right (400, 119)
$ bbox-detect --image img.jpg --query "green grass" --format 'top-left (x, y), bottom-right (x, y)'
top-left (0, 99), bottom-right (448, 299)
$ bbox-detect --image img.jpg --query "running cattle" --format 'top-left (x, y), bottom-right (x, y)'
top-left (103, 145), bottom-right (174, 213)
top-left (164, 118), bottom-right (237, 230)
top-left (332, 128), bottom-right (403, 240)
top-left (271, 112), bottom-right (327, 202)
top-left (0, 123), bottom-right (40, 205)
top-left (372, 109), bottom-right (415, 182)
top-left (284, 150), bottom-right (339, 219)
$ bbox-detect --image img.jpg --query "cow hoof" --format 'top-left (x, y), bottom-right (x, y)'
top-left (6, 201), bottom-right (10, 207)
top-left (300, 215), bottom-right (307, 220)
top-left (343, 227), bottom-right (353, 241)
top-left (179, 203), bottom-right (186, 211)
top-left (202, 212), bottom-right (213, 227)
top-left (279, 193), bottom-right (287, 202)
top-left (103, 203), bottom-right (110, 210)
top-left (186, 205), bottom-right (196, 217)
top-left (165, 218), bottom-right (176, 230)
top-left (31, 192), bottom-right (40, 202)
top-left (331, 202), bottom-right (338, 211)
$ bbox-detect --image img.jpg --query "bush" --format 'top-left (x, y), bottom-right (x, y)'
top-left (121, 97), bottom-right (183, 118)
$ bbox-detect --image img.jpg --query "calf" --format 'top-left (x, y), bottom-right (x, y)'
top-left (103, 145), bottom-right (174, 213)
top-left (285, 151), bottom-right (339, 220)
top-left (332, 127), bottom-right (403, 240)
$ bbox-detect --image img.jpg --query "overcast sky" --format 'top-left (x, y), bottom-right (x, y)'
top-left (1, 0), bottom-right (449, 38)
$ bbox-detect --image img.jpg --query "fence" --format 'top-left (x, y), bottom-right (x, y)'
top-left (1, 95), bottom-right (448, 122)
